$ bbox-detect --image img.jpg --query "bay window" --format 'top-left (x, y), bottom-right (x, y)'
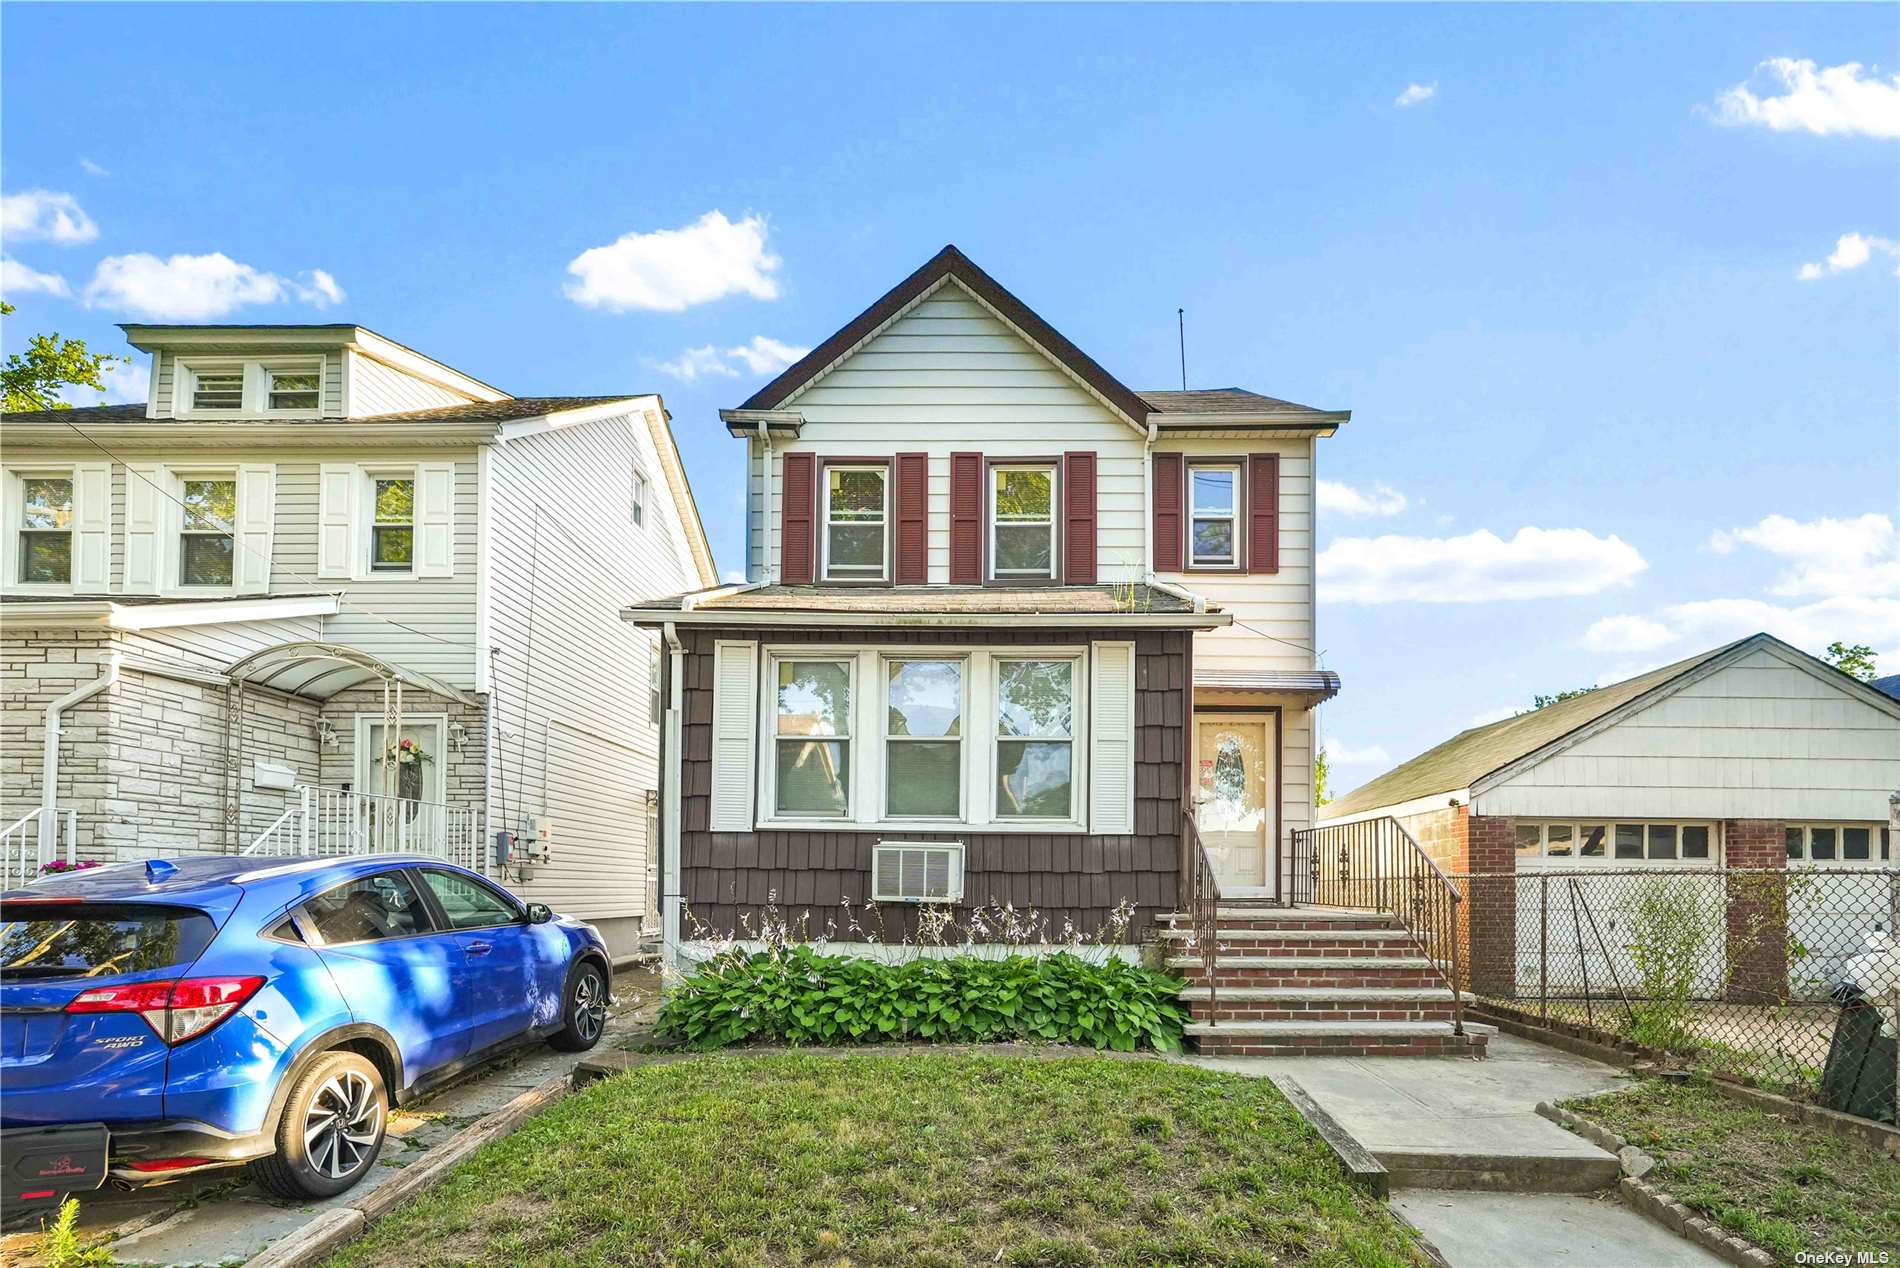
top-left (823, 465), bottom-right (887, 581)
top-left (774, 659), bottom-right (852, 817)
top-left (179, 477), bottom-right (237, 586)
top-left (17, 476), bottom-right (74, 584)
top-left (991, 465), bottom-right (1056, 580)
top-left (884, 659), bottom-right (963, 817)
top-left (995, 659), bottom-right (1075, 819)
top-left (1188, 464), bottom-right (1239, 567)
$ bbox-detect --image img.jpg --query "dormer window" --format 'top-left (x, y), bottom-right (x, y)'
top-left (189, 368), bottom-right (244, 412)
top-left (267, 367), bottom-right (320, 411)
top-left (822, 464), bottom-right (887, 582)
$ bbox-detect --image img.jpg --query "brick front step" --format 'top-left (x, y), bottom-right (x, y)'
top-left (1188, 1021), bottom-right (1492, 1059)
top-left (1159, 928), bottom-right (1419, 953)
top-left (1158, 909), bottom-right (1400, 933)
top-left (1184, 993), bottom-right (1462, 1023)
top-left (1168, 956), bottom-right (1444, 990)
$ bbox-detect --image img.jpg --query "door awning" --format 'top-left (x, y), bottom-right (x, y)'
top-left (224, 640), bottom-right (480, 706)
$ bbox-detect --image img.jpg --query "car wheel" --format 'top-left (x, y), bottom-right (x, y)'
top-left (548, 960), bottom-right (608, 1052)
top-left (250, 1050), bottom-right (388, 1199)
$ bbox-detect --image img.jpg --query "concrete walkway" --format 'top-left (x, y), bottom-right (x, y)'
top-left (1393, 1192), bottom-right (1729, 1268)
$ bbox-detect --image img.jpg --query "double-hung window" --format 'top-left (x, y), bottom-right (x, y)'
top-left (1188, 464), bottom-right (1240, 567)
top-left (994, 659), bottom-right (1076, 819)
top-left (773, 659), bottom-right (852, 817)
top-left (631, 468), bottom-right (648, 527)
top-left (16, 476), bottom-right (74, 585)
top-left (266, 366), bottom-right (320, 411)
top-left (990, 465), bottom-right (1056, 580)
top-left (822, 466), bottom-right (886, 581)
top-left (179, 477), bottom-right (237, 586)
top-left (884, 659), bottom-right (963, 818)
top-left (189, 366), bottom-right (245, 412)
top-left (370, 477), bottom-right (416, 572)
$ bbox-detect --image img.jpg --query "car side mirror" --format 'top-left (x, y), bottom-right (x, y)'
top-left (526, 902), bottom-right (554, 924)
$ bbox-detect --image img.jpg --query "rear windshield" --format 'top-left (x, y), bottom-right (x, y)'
top-left (0, 903), bottom-right (216, 979)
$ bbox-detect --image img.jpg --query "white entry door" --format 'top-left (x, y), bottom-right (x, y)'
top-left (354, 716), bottom-right (446, 804)
top-left (1194, 716), bottom-right (1277, 896)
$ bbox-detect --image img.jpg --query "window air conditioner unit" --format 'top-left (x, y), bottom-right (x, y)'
top-left (872, 841), bottom-right (964, 904)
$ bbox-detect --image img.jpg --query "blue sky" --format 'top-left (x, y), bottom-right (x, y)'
top-left (5, 4), bottom-right (1896, 791)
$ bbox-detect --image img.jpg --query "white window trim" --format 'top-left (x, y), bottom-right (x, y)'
top-left (352, 713), bottom-right (448, 803)
top-left (756, 644), bottom-right (1089, 834)
top-left (820, 465), bottom-right (889, 583)
top-left (5, 464), bottom-right (80, 594)
top-left (1187, 462), bottom-right (1242, 569)
top-left (631, 466), bottom-right (649, 527)
top-left (881, 655), bottom-right (969, 822)
top-left (993, 656), bottom-right (1082, 823)
top-left (1513, 819), bottom-right (1719, 869)
top-left (988, 463), bottom-right (1058, 582)
top-left (172, 357), bottom-right (324, 418)
top-left (362, 467), bottom-right (418, 577)
top-left (172, 468), bottom-right (241, 594)
top-left (1785, 822), bottom-right (1890, 866)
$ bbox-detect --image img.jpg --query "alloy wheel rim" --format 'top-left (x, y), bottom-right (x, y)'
top-left (302, 1070), bottom-right (382, 1180)
top-left (574, 972), bottom-right (606, 1041)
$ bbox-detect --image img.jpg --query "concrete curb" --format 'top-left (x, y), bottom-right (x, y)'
top-left (245, 1071), bottom-right (571, 1268)
top-left (1268, 1075), bottom-right (1390, 1198)
top-left (1700, 1072), bottom-right (1900, 1157)
top-left (1538, 1099), bottom-right (1775, 1268)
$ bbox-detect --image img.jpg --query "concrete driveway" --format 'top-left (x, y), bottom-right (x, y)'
top-left (1, 966), bottom-right (659, 1268)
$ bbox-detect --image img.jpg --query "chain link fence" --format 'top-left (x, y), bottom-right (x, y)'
top-left (1450, 867), bottom-right (1898, 1120)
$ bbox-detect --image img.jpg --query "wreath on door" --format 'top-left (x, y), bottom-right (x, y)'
top-left (380, 737), bottom-right (434, 805)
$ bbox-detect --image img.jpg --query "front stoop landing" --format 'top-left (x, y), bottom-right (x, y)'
top-left (1160, 906), bottom-right (1488, 1059)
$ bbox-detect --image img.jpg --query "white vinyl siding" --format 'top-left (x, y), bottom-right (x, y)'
top-left (1476, 645), bottom-right (1900, 823)
top-left (746, 279), bottom-right (1146, 585)
top-left (1088, 641), bottom-right (1135, 833)
top-left (346, 351), bottom-right (479, 417)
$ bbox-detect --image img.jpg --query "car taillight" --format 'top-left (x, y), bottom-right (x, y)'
top-left (66, 977), bottom-right (264, 1045)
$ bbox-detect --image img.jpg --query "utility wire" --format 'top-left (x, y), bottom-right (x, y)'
top-left (57, 417), bottom-right (473, 651)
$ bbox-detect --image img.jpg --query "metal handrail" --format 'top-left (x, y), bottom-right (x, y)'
top-left (1181, 809), bottom-right (1222, 1025)
top-left (1291, 816), bottom-right (1464, 1035)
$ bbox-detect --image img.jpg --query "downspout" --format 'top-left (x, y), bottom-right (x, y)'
top-left (756, 420), bottom-right (774, 584)
top-left (1141, 415), bottom-right (1157, 580)
top-left (660, 621), bottom-right (685, 967)
top-left (42, 652), bottom-right (121, 857)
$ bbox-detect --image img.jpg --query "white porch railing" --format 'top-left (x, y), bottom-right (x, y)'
top-left (2, 807), bottom-right (77, 890)
top-left (244, 785), bottom-right (486, 874)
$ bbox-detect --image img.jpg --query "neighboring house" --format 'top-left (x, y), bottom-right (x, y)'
top-left (1318, 632), bottom-right (1899, 998)
top-left (628, 245), bottom-right (1347, 961)
top-left (1871, 672), bottom-right (1900, 702)
top-left (1, 324), bottom-right (715, 957)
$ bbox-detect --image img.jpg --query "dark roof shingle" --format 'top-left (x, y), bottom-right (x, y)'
top-left (1, 396), bottom-right (640, 427)
top-left (629, 583), bottom-right (1206, 617)
top-left (1139, 388), bottom-right (1342, 417)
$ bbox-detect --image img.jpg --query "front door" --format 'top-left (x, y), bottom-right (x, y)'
top-left (1194, 716), bottom-right (1277, 896)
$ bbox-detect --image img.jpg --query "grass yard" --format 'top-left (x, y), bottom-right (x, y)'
top-left (325, 1051), bottom-right (1429, 1268)
top-left (1561, 1078), bottom-right (1900, 1259)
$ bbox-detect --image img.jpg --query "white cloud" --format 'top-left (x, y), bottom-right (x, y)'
top-left (1395, 82), bottom-right (1438, 108)
top-left (1586, 512), bottom-right (1900, 665)
top-left (1796, 231), bottom-right (1900, 281)
top-left (81, 252), bottom-right (344, 320)
top-left (564, 211), bottom-right (782, 313)
top-left (1318, 527), bottom-right (1648, 604)
top-left (656, 345), bottom-right (740, 382)
top-left (79, 158), bottom-right (109, 178)
top-left (58, 356), bottom-right (148, 407)
top-left (1709, 512), bottom-right (1900, 597)
top-left (1, 189), bottom-right (98, 245)
top-left (1, 256), bottom-right (70, 298)
top-left (1712, 58), bottom-right (1900, 139)
top-left (1317, 479), bottom-right (1407, 517)
top-left (724, 335), bottom-right (809, 376)
top-left (1325, 739), bottom-right (1392, 767)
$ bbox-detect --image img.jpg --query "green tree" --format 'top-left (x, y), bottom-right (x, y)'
top-left (1532, 687), bottom-right (1598, 710)
top-left (1, 301), bottom-right (125, 412)
top-left (1314, 746), bottom-right (1331, 806)
top-left (1825, 641), bottom-right (1876, 683)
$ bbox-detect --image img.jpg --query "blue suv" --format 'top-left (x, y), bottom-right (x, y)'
top-left (1, 854), bottom-right (611, 1205)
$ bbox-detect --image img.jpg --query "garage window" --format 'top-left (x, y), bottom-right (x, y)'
top-left (1514, 821), bottom-right (1715, 866)
top-left (1787, 824), bottom-right (1887, 863)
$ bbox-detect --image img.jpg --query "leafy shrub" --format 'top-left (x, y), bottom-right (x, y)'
top-left (656, 948), bottom-right (1189, 1053)
top-left (1624, 875), bottom-right (1721, 1053)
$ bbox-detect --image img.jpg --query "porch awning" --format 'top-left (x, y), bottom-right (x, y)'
top-left (224, 640), bottom-right (480, 706)
top-left (1194, 670), bottom-right (1341, 704)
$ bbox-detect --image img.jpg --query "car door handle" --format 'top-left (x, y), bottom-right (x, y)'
top-left (464, 941), bottom-right (493, 956)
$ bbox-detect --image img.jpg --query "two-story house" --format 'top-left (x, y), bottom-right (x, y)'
top-left (627, 246), bottom-right (1348, 965)
top-left (2, 324), bottom-right (716, 958)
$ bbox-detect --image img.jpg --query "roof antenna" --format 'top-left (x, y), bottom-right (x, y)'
top-left (1176, 308), bottom-right (1187, 391)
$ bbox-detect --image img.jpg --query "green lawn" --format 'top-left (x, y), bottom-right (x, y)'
top-left (1561, 1078), bottom-right (1900, 1258)
top-left (326, 1051), bottom-right (1429, 1268)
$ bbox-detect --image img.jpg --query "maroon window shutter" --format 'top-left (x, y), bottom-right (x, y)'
top-left (1152, 452), bottom-right (1184, 572)
top-left (1248, 452), bottom-right (1279, 573)
top-left (949, 451), bottom-right (983, 585)
top-left (780, 451), bottom-right (816, 584)
top-left (894, 452), bottom-right (928, 585)
top-left (1062, 451), bottom-right (1097, 584)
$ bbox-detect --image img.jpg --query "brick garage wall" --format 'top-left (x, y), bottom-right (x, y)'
top-left (1392, 806), bottom-right (1517, 996)
top-left (1722, 818), bottom-right (1788, 1003)
top-left (1396, 804), bottom-right (1467, 874)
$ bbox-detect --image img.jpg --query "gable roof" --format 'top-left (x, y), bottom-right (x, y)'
top-left (738, 245), bottom-right (1155, 429)
top-left (1320, 632), bottom-right (1900, 821)
top-left (0, 396), bottom-right (635, 428)
top-left (1140, 387), bottom-right (1347, 424)
top-left (1872, 673), bottom-right (1900, 701)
